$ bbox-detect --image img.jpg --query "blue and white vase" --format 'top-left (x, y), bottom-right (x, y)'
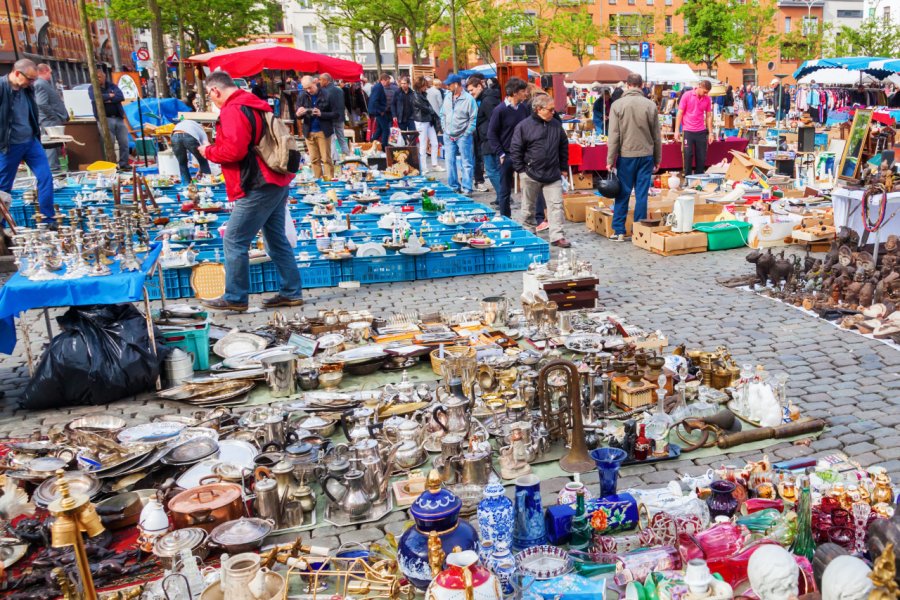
top-left (478, 539), bottom-right (495, 567)
top-left (488, 540), bottom-right (516, 595)
top-left (477, 482), bottom-right (514, 547)
top-left (398, 470), bottom-right (478, 590)
top-left (512, 474), bottom-right (547, 551)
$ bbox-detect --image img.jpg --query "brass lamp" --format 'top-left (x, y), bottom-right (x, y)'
top-left (49, 470), bottom-right (104, 600)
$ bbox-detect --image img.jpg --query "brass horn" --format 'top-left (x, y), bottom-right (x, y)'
top-left (539, 359), bottom-right (594, 474)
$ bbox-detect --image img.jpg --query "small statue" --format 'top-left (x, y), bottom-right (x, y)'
top-left (844, 268), bottom-right (866, 306)
top-left (185, 182), bottom-right (200, 204)
top-left (748, 545), bottom-right (799, 600)
top-left (747, 248), bottom-right (777, 288)
top-left (771, 251), bottom-right (795, 289)
top-left (860, 277), bottom-right (876, 307)
top-left (868, 543), bottom-right (899, 600)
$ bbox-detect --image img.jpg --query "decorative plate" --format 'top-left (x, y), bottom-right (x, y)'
top-left (356, 242), bottom-right (387, 258)
top-left (515, 545), bottom-right (574, 580)
top-left (118, 422), bottom-right (185, 444)
top-left (317, 333), bottom-right (345, 350)
top-left (160, 436), bottom-right (220, 466)
top-left (213, 332), bottom-right (268, 358)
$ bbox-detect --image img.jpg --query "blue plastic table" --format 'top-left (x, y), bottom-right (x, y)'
top-left (0, 244), bottom-right (163, 355)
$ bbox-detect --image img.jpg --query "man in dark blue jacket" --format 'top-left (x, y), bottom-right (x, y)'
top-left (88, 70), bottom-right (130, 170)
top-left (486, 77), bottom-right (527, 217)
top-left (0, 59), bottom-right (53, 219)
top-left (367, 72), bottom-right (392, 148)
top-left (391, 75), bottom-right (415, 137)
top-left (296, 76), bottom-right (337, 180)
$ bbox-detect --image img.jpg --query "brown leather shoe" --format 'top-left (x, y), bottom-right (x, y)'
top-left (262, 294), bottom-right (304, 308)
top-left (551, 238), bottom-right (572, 248)
top-left (200, 298), bottom-right (249, 312)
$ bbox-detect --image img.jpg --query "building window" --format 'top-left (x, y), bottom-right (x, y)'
top-left (296, 0), bottom-right (311, 8)
top-left (665, 46), bottom-right (672, 61)
top-left (610, 43), bottom-right (618, 60)
top-left (326, 32), bottom-right (340, 52)
top-left (302, 26), bottom-right (317, 51)
top-left (665, 0), bottom-right (672, 5)
top-left (609, 0), bottom-right (616, 5)
top-left (885, 7), bottom-right (891, 20)
top-left (801, 16), bottom-right (817, 35)
top-left (836, 10), bottom-right (862, 18)
top-left (784, 16), bottom-right (790, 33)
top-left (665, 15), bottom-right (672, 33)
top-left (646, 0), bottom-right (653, 4)
top-left (397, 30), bottom-right (409, 47)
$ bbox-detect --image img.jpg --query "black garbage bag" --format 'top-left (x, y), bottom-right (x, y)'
top-left (23, 304), bottom-right (169, 410)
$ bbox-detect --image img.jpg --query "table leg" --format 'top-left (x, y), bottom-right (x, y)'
top-left (143, 287), bottom-right (161, 391)
top-left (19, 316), bottom-right (35, 376)
top-left (43, 308), bottom-right (53, 339)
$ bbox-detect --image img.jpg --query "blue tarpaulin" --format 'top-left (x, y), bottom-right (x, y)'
top-left (123, 98), bottom-right (193, 128)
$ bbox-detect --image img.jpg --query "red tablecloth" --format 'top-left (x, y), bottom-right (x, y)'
top-left (576, 138), bottom-right (749, 171)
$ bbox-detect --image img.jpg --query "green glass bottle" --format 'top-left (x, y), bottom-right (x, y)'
top-left (789, 485), bottom-right (815, 560)
top-left (569, 489), bottom-right (593, 552)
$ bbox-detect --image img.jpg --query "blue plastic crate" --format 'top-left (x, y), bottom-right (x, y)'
top-left (9, 203), bottom-right (35, 228)
top-left (144, 267), bottom-right (192, 300)
top-left (342, 254), bottom-right (416, 284)
top-left (249, 262), bottom-right (266, 294)
top-left (484, 240), bottom-right (550, 273)
top-left (297, 257), bottom-right (342, 288)
top-left (415, 249), bottom-right (485, 280)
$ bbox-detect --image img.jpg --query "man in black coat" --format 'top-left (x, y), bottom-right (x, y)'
top-left (319, 73), bottom-right (348, 159)
top-left (510, 93), bottom-right (570, 248)
top-left (391, 75), bottom-right (415, 142)
top-left (487, 77), bottom-right (528, 217)
top-left (467, 75), bottom-right (500, 196)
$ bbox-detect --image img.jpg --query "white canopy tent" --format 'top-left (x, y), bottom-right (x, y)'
top-left (797, 68), bottom-right (887, 86)
top-left (588, 60), bottom-right (701, 85)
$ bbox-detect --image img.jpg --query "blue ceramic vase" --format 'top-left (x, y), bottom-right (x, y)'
top-left (590, 447), bottom-right (627, 498)
top-left (477, 482), bottom-right (514, 547)
top-left (489, 540), bottom-right (516, 594)
top-left (512, 474), bottom-right (547, 551)
top-left (397, 470), bottom-right (478, 590)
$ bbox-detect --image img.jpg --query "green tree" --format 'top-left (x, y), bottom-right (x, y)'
top-left (780, 27), bottom-right (825, 63)
top-left (731, 0), bottom-right (779, 84)
top-left (660, 0), bottom-right (736, 76)
top-left (381, 0), bottom-right (446, 64)
top-left (546, 11), bottom-right (602, 66)
top-left (312, 0), bottom-right (390, 73)
top-left (430, 0), bottom-right (531, 66)
top-left (823, 17), bottom-right (900, 58)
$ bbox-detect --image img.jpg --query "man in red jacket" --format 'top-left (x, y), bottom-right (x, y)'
top-left (197, 71), bottom-right (303, 311)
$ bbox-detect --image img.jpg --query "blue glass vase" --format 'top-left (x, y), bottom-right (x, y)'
top-left (512, 474), bottom-right (547, 551)
top-left (477, 482), bottom-right (514, 547)
top-left (590, 447), bottom-right (627, 498)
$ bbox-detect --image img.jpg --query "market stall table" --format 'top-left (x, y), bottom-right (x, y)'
top-left (575, 138), bottom-right (749, 172)
top-left (0, 244), bottom-right (163, 357)
top-left (831, 187), bottom-right (900, 239)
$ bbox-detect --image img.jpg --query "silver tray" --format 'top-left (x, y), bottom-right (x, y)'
top-left (324, 496), bottom-right (393, 527)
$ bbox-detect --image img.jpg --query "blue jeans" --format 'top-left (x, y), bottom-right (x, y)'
top-left (446, 133), bottom-right (473, 193)
top-left (223, 184), bottom-right (302, 303)
top-left (0, 138), bottom-right (54, 219)
top-left (373, 114), bottom-right (391, 148)
top-left (171, 132), bottom-right (211, 184)
top-left (483, 153), bottom-right (501, 204)
top-left (613, 155), bottom-right (654, 235)
top-left (498, 156), bottom-right (514, 216)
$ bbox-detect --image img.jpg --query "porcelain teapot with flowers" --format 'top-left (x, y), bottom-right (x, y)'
top-left (426, 549), bottom-right (501, 600)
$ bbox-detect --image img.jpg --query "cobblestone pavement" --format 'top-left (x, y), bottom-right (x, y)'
top-left (0, 180), bottom-right (897, 547)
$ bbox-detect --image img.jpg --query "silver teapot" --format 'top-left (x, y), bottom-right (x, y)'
top-left (340, 407), bottom-right (377, 443)
top-left (322, 469), bottom-right (371, 518)
top-left (382, 414), bottom-right (426, 446)
top-left (432, 396), bottom-right (471, 438)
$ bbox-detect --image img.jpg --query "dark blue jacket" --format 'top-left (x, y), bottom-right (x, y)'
top-left (88, 81), bottom-right (125, 119)
top-left (391, 87), bottom-right (414, 124)
top-left (368, 82), bottom-right (388, 116)
top-left (297, 89), bottom-right (337, 137)
top-left (487, 100), bottom-right (527, 159)
top-left (0, 76), bottom-right (40, 153)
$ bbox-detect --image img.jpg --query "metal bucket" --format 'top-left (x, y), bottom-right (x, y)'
top-left (164, 348), bottom-right (195, 386)
top-left (260, 353), bottom-right (297, 398)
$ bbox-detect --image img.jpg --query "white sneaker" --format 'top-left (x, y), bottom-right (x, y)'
top-left (474, 183), bottom-right (489, 192)
top-left (431, 165), bottom-right (446, 172)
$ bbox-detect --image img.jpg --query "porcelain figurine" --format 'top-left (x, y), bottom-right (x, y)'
top-left (425, 549), bottom-right (501, 600)
top-left (498, 445), bottom-right (531, 480)
top-left (747, 545), bottom-right (799, 600)
top-left (820, 555), bottom-right (872, 600)
top-left (477, 482), bottom-right (514, 547)
top-left (398, 470), bottom-right (478, 590)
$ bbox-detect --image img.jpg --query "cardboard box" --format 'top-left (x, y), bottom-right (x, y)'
top-left (633, 223), bottom-right (708, 256)
top-left (692, 203), bottom-right (728, 224)
top-left (587, 206), bottom-right (634, 237)
top-left (726, 151), bottom-right (776, 182)
top-left (571, 172), bottom-right (594, 189)
top-left (563, 193), bottom-right (600, 222)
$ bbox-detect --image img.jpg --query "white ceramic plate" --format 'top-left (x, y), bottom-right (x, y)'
top-left (356, 242), bottom-right (387, 258)
top-left (399, 247), bottom-right (430, 255)
top-left (213, 332), bottom-right (268, 358)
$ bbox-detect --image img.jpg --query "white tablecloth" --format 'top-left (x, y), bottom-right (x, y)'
top-left (831, 188), bottom-right (900, 239)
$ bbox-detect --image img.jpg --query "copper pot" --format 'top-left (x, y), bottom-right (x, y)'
top-left (168, 482), bottom-right (244, 532)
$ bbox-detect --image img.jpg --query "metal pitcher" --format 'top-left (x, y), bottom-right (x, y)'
top-left (164, 348), bottom-right (194, 386)
top-left (481, 295), bottom-right (509, 328)
top-left (253, 467), bottom-right (283, 527)
top-left (322, 469), bottom-right (372, 518)
top-left (459, 450), bottom-right (492, 486)
top-left (260, 352), bottom-right (297, 398)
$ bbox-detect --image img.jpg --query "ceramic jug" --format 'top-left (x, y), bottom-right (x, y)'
top-left (511, 474), bottom-right (547, 551)
top-left (425, 549), bottom-right (501, 600)
top-left (477, 482), bottom-right (514, 547)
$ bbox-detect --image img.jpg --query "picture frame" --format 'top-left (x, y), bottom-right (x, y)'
top-left (838, 109), bottom-right (872, 182)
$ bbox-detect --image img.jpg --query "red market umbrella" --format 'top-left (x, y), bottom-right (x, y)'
top-left (188, 43), bottom-right (363, 80)
top-left (565, 63), bottom-right (635, 84)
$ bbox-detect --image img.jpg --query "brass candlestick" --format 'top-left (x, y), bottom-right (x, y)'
top-left (48, 470), bottom-right (104, 600)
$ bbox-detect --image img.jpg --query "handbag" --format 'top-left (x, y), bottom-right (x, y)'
top-left (598, 171), bottom-right (620, 199)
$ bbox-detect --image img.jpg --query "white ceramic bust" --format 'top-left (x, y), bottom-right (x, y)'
top-left (747, 545), bottom-right (799, 600)
top-left (821, 555), bottom-right (873, 600)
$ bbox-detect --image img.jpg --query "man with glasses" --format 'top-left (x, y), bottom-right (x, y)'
top-left (510, 93), bottom-right (570, 248)
top-left (88, 70), bottom-right (130, 170)
top-left (196, 70), bottom-right (303, 312)
top-left (34, 64), bottom-right (69, 174)
top-left (0, 59), bottom-right (54, 219)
